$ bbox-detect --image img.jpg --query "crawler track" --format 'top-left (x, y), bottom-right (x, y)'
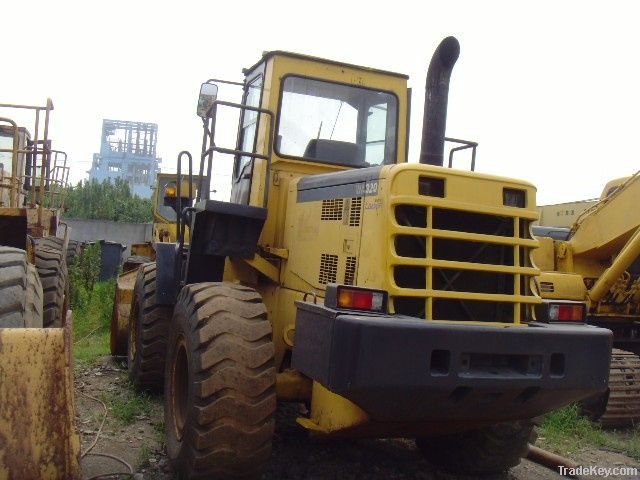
top-left (600, 349), bottom-right (640, 428)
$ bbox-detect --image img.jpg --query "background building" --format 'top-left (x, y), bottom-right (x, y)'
top-left (89, 119), bottom-right (161, 198)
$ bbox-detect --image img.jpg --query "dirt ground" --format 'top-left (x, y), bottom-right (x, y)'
top-left (76, 357), bottom-right (639, 480)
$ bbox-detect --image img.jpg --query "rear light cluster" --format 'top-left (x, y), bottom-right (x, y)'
top-left (324, 284), bottom-right (388, 313)
top-left (537, 301), bottom-right (586, 323)
top-left (549, 303), bottom-right (584, 322)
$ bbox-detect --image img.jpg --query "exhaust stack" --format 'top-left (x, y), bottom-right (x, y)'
top-left (419, 36), bottom-right (460, 166)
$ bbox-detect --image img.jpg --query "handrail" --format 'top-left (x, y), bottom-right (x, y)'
top-left (199, 99), bottom-right (275, 208)
top-left (445, 137), bottom-right (478, 171)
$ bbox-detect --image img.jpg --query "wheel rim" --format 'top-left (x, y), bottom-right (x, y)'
top-left (171, 335), bottom-right (189, 441)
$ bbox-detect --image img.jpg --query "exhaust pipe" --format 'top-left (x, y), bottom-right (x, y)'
top-left (419, 36), bottom-right (460, 166)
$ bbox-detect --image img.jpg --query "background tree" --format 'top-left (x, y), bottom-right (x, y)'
top-left (63, 178), bottom-right (153, 223)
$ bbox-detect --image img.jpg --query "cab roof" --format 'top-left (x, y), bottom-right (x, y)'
top-left (244, 50), bottom-right (409, 80)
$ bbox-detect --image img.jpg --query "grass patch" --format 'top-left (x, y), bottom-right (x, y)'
top-left (100, 387), bottom-right (154, 425)
top-left (137, 443), bottom-right (154, 468)
top-left (73, 280), bottom-right (115, 366)
top-left (538, 404), bottom-right (640, 460)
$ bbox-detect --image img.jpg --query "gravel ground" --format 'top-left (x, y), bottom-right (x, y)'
top-left (76, 358), bottom-right (639, 480)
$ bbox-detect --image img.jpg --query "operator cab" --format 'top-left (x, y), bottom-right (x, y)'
top-left (197, 51), bottom-right (410, 207)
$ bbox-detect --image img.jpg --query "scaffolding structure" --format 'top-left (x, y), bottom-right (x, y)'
top-left (88, 119), bottom-right (161, 198)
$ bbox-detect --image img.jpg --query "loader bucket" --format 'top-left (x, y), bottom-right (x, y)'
top-left (110, 267), bottom-right (138, 356)
top-left (0, 311), bottom-right (80, 479)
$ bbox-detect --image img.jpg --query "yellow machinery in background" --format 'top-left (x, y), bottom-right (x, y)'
top-left (0, 100), bottom-right (79, 479)
top-left (533, 174), bottom-right (640, 426)
top-left (537, 199), bottom-right (597, 228)
top-left (114, 38), bottom-right (612, 478)
top-left (110, 173), bottom-right (199, 356)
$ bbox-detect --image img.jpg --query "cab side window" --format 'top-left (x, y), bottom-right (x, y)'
top-left (234, 76), bottom-right (263, 179)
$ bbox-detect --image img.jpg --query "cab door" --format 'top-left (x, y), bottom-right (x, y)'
top-left (230, 70), bottom-right (264, 205)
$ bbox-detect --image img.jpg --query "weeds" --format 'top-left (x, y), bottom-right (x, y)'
top-left (69, 242), bottom-right (102, 309)
top-left (538, 404), bottom-right (640, 460)
top-left (137, 443), bottom-right (154, 468)
top-left (71, 243), bottom-right (115, 366)
top-left (100, 388), bottom-right (154, 425)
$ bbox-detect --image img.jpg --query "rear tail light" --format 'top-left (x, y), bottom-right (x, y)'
top-left (537, 301), bottom-right (586, 323)
top-left (549, 304), bottom-right (584, 322)
top-left (324, 284), bottom-right (388, 313)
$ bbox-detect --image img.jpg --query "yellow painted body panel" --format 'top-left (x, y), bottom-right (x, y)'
top-left (110, 268), bottom-right (138, 356)
top-left (0, 314), bottom-right (80, 479)
top-left (297, 383), bottom-right (370, 433)
top-left (130, 242), bottom-right (155, 259)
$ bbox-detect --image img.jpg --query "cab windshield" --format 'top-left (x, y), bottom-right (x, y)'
top-left (276, 76), bottom-right (398, 167)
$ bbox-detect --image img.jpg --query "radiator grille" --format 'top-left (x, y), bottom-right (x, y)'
top-left (344, 256), bottom-right (357, 285)
top-left (321, 199), bottom-right (344, 221)
top-left (319, 254), bottom-right (338, 284)
top-left (349, 197), bottom-right (362, 226)
top-left (390, 202), bottom-right (539, 324)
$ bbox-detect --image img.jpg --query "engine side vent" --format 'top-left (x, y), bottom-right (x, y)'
top-left (349, 197), bottom-right (362, 226)
top-left (344, 256), bottom-right (357, 285)
top-left (321, 199), bottom-right (344, 221)
top-left (319, 254), bottom-right (338, 284)
top-left (539, 281), bottom-right (555, 293)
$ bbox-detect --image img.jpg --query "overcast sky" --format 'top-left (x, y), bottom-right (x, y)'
top-left (2, 1), bottom-right (639, 205)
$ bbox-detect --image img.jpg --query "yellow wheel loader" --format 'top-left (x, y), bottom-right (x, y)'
top-left (0, 100), bottom-right (79, 478)
top-left (533, 174), bottom-right (640, 427)
top-left (117, 38), bottom-right (611, 478)
top-left (110, 172), bottom-right (200, 359)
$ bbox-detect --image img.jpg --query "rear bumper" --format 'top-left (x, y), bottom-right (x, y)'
top-left (292, 302), bottom-right (612, 423)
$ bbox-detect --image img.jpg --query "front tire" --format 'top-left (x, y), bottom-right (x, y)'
top-left (416, 420), bottom-right (534, 474)
top-left (165, 282), bottom-right (276, 480)
top-left (127, 263), bottom-right (172, 392)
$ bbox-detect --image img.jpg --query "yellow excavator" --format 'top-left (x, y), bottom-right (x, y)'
top-left (0, 100), bottom-right (80, 478)
top-left (533, 173), bottom-right (640, 426)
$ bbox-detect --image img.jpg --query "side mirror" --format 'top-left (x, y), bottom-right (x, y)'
top-left (197, 83), bottom-right (219, 118)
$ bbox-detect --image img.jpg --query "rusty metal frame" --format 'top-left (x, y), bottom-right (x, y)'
top-left (0, 99), bottom-right (70, 223)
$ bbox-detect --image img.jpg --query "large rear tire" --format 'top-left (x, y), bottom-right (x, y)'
top-left (165, 282), bottom-right (276, 480)
top-left (127, 263), bottom-right (172, 392)
top-left (416, 420), bottom-right (534, 474)
top-left (0, 246), bottom-right (43, 328)
top-left (34, 239), bottom-right (68, 327)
